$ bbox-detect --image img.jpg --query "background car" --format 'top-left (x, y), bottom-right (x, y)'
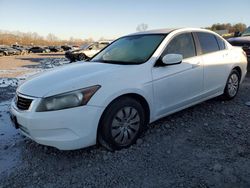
top-left (28, 46), bottom-right (46, 53)
top-left (49, 46), bottom-right (63, 52)
top-left (65, 41), bottom-right (112, 62)
top-left (227, 26), bottom-right (250, 70)
top-left (12, 45), bottom-right (29, 55)
top-left (0, 46), bottom-right (19, 55)
top-left (0, 47), bottom-right (9, 56)
top-left (61, 45), bottom-right (72, 51)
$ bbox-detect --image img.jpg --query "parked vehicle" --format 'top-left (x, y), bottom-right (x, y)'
top-left (227, 27), bottom-right (250, 70)
top-left (49, 46), bottom-right (63, 52)
top-left (61, 45), bottom-right (71, 51)
top-left (0, 46), bottom-right (19, 55)
top-left (10, 28), bottom-right (247, 151)
top-left (12, 45), bottom-right (28, 55)
top-left (71, 45), bottom-right (80, 50)
top-left (28, 46), bottom-right (46, 53)
top-left (43, 47), bottom-right (51, 53)
top-left (65, 41), bottom-right (111, 62)
top-left (0, 48), bottom-right (8, 56)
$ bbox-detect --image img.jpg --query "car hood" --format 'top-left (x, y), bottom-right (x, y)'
top-left (227, 36), bottom-right (250, 44)
top-left (18, 62), bottom-right (122, 98)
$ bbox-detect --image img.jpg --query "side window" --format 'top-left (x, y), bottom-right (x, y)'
top-left (216, 36), bottom-right (226, 50)
top-left (162, 33), bottom-right (196, 59)
top-left (196, 32), bottom-right (220, 54)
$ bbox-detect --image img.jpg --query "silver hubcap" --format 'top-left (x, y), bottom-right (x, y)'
top-left (228, 73), bottom-right (239, 97)
top-left (111, 107), bottom-right (140, 145)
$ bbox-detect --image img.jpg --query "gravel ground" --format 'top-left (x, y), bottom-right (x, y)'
top-left (0, 56), bottom-right (250, 187)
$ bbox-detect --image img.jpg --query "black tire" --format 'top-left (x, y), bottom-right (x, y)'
top-left (78, 53), bottom-right (87, 61)
top-left (222, 69), bottom-right (240, 100)
top-left (98, 97), bottom-right (146, 150)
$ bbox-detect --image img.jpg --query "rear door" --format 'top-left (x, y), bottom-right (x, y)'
top-left (195, 32), bottom-right (228, 95)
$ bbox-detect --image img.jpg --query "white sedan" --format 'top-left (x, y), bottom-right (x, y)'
top-left (10, 28), bottom-right (248, 150)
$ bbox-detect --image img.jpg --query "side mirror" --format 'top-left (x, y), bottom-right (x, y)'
top-left (162, 54), bottom-right (183, 65)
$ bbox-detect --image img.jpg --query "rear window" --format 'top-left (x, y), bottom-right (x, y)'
top-left (196, 32), bottom-right (220, 54)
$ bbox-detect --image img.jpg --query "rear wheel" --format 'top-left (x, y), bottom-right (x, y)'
top-left (222, 69), bottom-right (240, 100)
top-left (98, 97), bottom-right (146, 150)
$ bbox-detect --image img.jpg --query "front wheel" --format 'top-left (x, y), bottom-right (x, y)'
top-left (98, 97), bottom-right (146, 150)
top-left (222, 69), bottom-right (240, 100)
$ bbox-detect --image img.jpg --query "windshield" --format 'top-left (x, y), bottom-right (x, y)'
top-left (91, 34), bottom-right (166, 64)
top-left (242, 27), bottom-right (250, 37)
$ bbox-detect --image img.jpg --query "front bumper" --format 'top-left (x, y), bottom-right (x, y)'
top-left (10, 98), bottom-right (104, 150)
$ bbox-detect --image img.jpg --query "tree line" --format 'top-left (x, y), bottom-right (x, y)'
top-left (205, 23), bottom-right (247, 33)
top-left (0, 30), bottom-right (93, 46)
top-left (1, 23), bottom-right (248, 46)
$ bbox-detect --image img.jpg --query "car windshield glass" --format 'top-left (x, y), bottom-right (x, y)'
top-left (242, 27), bottom-right (250, 36)
top-left (91, 34), bottom-right (166, 64)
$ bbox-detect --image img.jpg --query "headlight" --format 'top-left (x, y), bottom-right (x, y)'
top-left (36, 85), bottom-right (100, 112)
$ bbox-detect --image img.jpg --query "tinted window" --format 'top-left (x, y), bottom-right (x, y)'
top-left (163, 33), bottom-right (196, 59)
top-left (197, 32), bottom-right (219, 54)
top-left (216, 36), bottom-right (226, 50)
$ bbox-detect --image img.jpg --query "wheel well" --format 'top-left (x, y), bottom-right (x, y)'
top-left (119, 93), bottom-right (150, 124)
top-left (97, 93), bottom-right (150, 140)
top-left (233, 66), bottom-right (242, 80)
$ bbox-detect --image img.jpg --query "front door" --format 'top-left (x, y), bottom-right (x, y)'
top-left (152, 32), bottom-right (204, 118)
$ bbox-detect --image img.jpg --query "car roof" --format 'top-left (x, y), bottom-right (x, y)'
top-left (129, 28), bottom-right (177, 36)
top-left (128, 28), bottom-right (217, 36)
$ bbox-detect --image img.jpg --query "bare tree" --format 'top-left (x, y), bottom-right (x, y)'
top-left (47, 33), bottom-right (58, 42)
top-left (136, 23), bottom-right (148, 32)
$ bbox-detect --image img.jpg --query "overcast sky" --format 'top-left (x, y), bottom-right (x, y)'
top-left (0, 0), bottom-right (249, 40)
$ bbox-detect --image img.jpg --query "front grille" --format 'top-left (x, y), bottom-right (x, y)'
top-left (16, 95), bottom-right (33, 110)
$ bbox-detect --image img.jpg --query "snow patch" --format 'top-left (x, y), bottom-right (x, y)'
top-left (0, 58), bottom-right (70, 88)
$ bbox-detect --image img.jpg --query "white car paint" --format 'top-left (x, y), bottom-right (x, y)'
top-left (10, 28), bottom-right (248, 150)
